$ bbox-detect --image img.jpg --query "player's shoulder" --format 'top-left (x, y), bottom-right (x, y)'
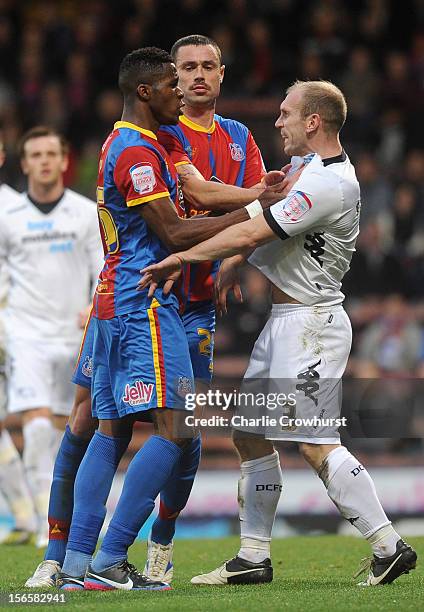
top-left (0, 190), bottom-right (28, 218)
top-left (305, 153), bottom-right (356, 188)
top-left (214, 114), bottom-right (250, 138)
top-left (158, 123), bottom-right (184, 138)
top-left (320, 152), bottom-right (360, 205)
top-left (299, 151), bottom-right (360, 209)
top-left (62, 188), bottom-right (96, 208)
top-left (111, 122), bottom-right (163, 161)
top-left (0, 183), bottom-right (21, 203)
top-left (61, 190), bottom-right (98, 221)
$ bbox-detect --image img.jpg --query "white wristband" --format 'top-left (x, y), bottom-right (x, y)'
top-left (245, 199), bottom-right (263, 219)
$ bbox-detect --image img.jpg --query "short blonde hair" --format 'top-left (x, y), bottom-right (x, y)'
top-left (287, 80), bottom-right (347, 134)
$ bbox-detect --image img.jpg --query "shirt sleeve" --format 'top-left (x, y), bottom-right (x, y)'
top-left (263, 169), bottom-right (341, 240)
top-left (242, 132), bottom-right (266, 188)
top-left (85, 203), bottom-right (104, 283)
top-left (158, 129), bottom-right (191, 167)
top-left (0, 213), bottom-right (8, 267)
top-left (114, 145), bottom-right (170, 207)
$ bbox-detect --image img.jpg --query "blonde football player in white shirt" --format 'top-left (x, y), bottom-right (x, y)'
top-left (0, 127), bottom-right (103, 548)
top-left (0, 133), bottom-right (38, 545)
top-left (139, 81), bottom-right (417, 587)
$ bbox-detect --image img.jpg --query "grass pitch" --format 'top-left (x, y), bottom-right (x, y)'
top-left (3, 535), bottom-right (423, 611)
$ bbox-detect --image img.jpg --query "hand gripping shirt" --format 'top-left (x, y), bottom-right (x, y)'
top-left (94, 121), bottom-right (186, 319)
top-left (249, 152), bottom-right (361, 306)
top-left (158, 113), bottom-right (265, 301)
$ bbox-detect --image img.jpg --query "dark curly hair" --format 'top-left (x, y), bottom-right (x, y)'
top-left (118, 47), bottom-right (173, 98)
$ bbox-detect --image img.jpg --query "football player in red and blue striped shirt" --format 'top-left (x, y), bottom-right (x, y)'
top-left (54, 47), bottom-right (274, 592)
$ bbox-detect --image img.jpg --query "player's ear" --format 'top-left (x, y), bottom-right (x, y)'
top-left (219, 65), bottom-right (225, 84)
top-left (136, 83), bottom-right (151, 101)
top-left (21, 156), bottom-right (29, 175)
top-left (306, 113), bottom-right (320, 133)
top-left (61, 153), bottom-right (69, 174)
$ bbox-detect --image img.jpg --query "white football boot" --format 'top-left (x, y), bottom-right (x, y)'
top-left (191, 556), bottom-right (273, 585)
top-left (25, 560), bottom-right (61, 588)
top-left (143, 538), bottom-right (174, 583)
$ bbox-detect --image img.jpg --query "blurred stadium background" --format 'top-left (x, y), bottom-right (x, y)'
top-left (0, 0), bottom-right (423, 539)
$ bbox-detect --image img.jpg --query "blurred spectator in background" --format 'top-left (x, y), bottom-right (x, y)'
top-left (244, 19), bottom-right (274, 95)
top-left (354, 295), bottom-right (423, 377)
top-left (354, 152), bottom-right (391, 227)
top-left (344, 221), bottom-right (408, 298)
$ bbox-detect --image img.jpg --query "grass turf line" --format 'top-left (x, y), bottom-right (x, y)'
top-left (3, 535), bottom-right (423, 611)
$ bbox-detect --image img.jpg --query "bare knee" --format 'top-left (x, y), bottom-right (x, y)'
top-left (152, 409), bottom-right (194, 448)
top-left (52, 415), bottom-right (68, 431)
top-left (232, 430), bottom-right (275, 462)
top-left (99, 416), bottom-right (134, 438)
top-left (68, 385), bottom-right (97, 439)
top-left (299, 443), bottom-right (340, 471)
top-left (21, 407), bottom-right (51, 425)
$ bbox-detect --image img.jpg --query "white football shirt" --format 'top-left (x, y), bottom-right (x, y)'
top-left (249, 152), bottom-right (360, 306)
top-left (0, 189), bottom-right (104, 341)
top-left (0, 184), bottom-right (21, 346)
top-left (0, 184), bottom-right (20, 307)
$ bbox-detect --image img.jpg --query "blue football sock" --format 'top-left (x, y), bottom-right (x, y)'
top-left (151, 434), bottom-right (201, 545)
top-left (91, 435), bottom-right (182, 572)
top-left (62, 430), bottom-right (130, 577)
top-left (44, 426), bottom-right (91, 564)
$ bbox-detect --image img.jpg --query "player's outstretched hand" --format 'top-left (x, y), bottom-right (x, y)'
top-left (214, 255), bottom-right (244, 316)
top-left (138, 254), bottom-right (184, 297)
top-left (263, 169), bottom-right (286, 189)
top-left (258, 164), bottom-right (292, 207)
top-left (78, 304), bottom-right (92, 329)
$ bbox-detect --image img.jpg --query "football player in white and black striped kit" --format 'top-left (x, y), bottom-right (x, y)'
top-left (139, 81), bottom-right (417, 587)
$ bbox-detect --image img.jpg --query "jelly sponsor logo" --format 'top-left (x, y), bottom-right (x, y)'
top-left (122, 380), bottom-right (154, 406)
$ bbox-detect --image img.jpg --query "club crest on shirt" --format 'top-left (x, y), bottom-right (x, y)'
top-left (229, 142), bottom-right (245, 162)
top-left (184, 145), bottom-right (197, 159)
top-left (282, 191), bottom-right (312, 221)
top-left (129, 162), bottom-right (156, 195)
top-left (82, 356), bottom-right (93, 378)
top-left (177, 375), bottom-right (193, 397)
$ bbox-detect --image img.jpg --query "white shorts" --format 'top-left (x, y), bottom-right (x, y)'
top-left (235, 304), bottom-right (352, 444)
top-left (6, 337), bottom-right (80, 416)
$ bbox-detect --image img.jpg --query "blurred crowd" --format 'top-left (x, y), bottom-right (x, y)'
top-left (0, 0), bottom-right (423, 457)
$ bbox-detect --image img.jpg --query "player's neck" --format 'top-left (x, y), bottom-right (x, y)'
top-left (182, 104), bottom-right (215, 130)
top-left (121, 108), bottom-right (159, 136)
top-left (28, 181), bottom-right (64, 204)
top-left (308, 135), bottom-right (343, 160)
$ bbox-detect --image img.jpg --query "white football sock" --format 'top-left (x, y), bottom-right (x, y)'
top-left (23, 417), bottom-right (55, 528)
top-left (0, 429), bottom-right (37, 531)
top-left (319, 446), bottom-right (400, 557)
top-left (238, 451), bottom-right (282, 563)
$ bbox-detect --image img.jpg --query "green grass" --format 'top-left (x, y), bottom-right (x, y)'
top-left (2, 536), bottom-right (423, 611)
